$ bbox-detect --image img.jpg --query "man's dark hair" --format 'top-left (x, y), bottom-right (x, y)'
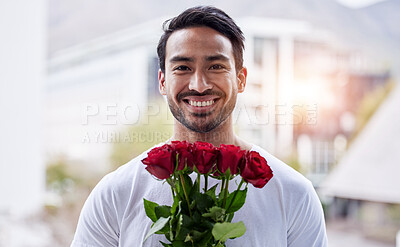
top-left (157, 6), bottom-right (245, 74)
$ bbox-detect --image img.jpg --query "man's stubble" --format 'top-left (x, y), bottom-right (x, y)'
top-left (166, 91), bottom-right (237, 133)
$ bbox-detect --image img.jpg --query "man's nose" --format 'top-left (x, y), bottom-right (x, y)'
top-left (188, 70), bottom-right (213, 93)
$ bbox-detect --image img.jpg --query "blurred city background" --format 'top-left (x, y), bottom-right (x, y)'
top-left (1, 0), bottom-right (399, 246)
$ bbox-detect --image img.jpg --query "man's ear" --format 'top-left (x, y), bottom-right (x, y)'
top-left (237, 67), bottom-right (247, 93)
top-left (159, 69), bottom-right (166, 95)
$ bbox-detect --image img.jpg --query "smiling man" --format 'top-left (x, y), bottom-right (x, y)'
top-left (71, 6), bottom-right (328, 247)
top-left (159, 25), bottom-right (249, 146)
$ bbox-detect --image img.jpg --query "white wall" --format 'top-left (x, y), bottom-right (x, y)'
top-left (46, 47), bottom-right (150, 171)
top-left (0, 1), bottom-right (46, 216)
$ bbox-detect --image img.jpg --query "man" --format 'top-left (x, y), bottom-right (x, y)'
top-left (71, 6), bottom-right (328, 247)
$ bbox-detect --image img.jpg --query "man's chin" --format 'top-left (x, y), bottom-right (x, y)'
top-left (168, 101), bottom-right (223, 133)
top-left (185, 125), bottom-right (217, 133)
top-left (181, 119), bottom-right (219, 133)
top-left (190, 112), bottom-right (213, 117)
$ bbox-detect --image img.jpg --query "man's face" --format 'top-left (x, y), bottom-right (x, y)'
top-left (159, 26), bottom-right (246, 133)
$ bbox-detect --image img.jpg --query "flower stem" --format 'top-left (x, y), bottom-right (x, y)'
top-left (225, 179), bottom-right (245, 218)
top-left (222, 175), bottom-right (230, 208)
top-left (197, 173), bottom-right (201, 193)
top-left (180, 174), bottom-right (192, 217)
top-left (220, 178), bottom-right (225, 196)
top-left (204, 175), bottom-right (208, 192)
top-left (167, 178), bottom-right (176, 198)
top-left (170, 176), bottom-right (184, 201)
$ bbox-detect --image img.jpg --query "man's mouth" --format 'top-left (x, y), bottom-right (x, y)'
top-left (182, 96), bottom-right (220, 111)
top-left (187, 100), bottom-right (215, 107)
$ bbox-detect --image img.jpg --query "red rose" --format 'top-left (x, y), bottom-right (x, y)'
top-left (216, 144), bottom-right (245, 176)
top-left (240, 151), bottom-right (273, 188)
top-left (142, 144), bottom-right (174, 179)
top-left (193, 141), bottom-right (218, 174)
top-left (170, 141), bottom-right (194, 171)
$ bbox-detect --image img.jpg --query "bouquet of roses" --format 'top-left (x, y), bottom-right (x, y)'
top-left (142, 141), bottom-right (273, 247)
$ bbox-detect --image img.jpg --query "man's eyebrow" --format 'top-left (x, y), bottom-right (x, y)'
top-left (205, 54), bottom-right (230, 62)
top-left (169, 56), bottom-right (194, 63)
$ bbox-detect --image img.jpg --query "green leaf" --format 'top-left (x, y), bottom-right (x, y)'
top-left (144, 217), bottom-right (170, 242)
top-left (169, 203), bottom-right (182, 241)
top-left (192, 192), bottom-right (214, 213)
top-left (169, 202), bottom-right (179, 232)
top-left (205, 184), bottom-right (218, 201)
top-left (192, 177), bottom-right (199, 197)
top-left (176, 174), bottom-right (193, 200)
top-left (169, 212), bottom-right (177, 241)
top-left (190, 200), bottom-right (196, 210)
top-left (160, 241), bottom-right (172, 247)
top-left (182, 173), bottom-right (194, 193)
top-left (212, 221), bottom-right (246, 242)
top-left (156, 217), bottom-right (171, 235)
top-left (171, 196), bottom-right (180, 215)
top-left (184, 234), bottom-right (192, 242)
top-left (175, 214), bottom-right (183, 239)
top-left (191, 211), bottom-right (202, 225)
top-left (155, 205), bottom-right (171, 218)
top-left (143, 198), bottom-right (159, 222)
top-left (217, 190), bottom-right (228, 207)
top-left (175, 214), bottom-right (192, 241)
top-left (196, 230), bottom-right (213, 246)
top-left (171, 240), bottom-right (188, 247)
top-left (198, 218), bottom-right (214, 231)
top-left (225, 188), bottom-right (247, 213)
top-left (226, 213), bottom-right (234, 223)
top-left (190, 229), bottom-right (211, 242)
top-left (224, 168), bottom-right (232, 177)
top-left (202, 206), bottom-right (226, 222)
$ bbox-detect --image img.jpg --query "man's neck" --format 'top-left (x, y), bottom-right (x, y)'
top-left (171, 117), bottom-right (252, 150)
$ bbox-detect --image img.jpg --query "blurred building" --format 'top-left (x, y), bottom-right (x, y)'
top-left (238, 18), bottom-right (389, 185)
top-left (46, 18), bottom-right (164, 173)
top-left (0, 1), bottom-right (46, 217)
top-left (0, 1), bottom-right (53, 246)
top-left (319, 84), bottom-right (400, 244)
top-left (46, 16), bottom-right (389, 179)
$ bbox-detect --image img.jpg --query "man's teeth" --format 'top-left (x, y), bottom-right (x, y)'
top-left (188, 100), bottom-right (215, 107)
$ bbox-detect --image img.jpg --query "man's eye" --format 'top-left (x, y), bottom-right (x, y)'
top-left (174, 65), bottom-right (191, 71)
top-left (210, 64), bottom-right (224, 70)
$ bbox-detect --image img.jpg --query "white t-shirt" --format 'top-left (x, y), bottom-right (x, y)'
top-left (71, 144), bottom-right (328, 247)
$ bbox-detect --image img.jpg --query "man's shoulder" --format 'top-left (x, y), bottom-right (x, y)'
top-left (93, 146), bottom-right (155, 195)
top-left (100, 143), bottom-right (315, 198)
top-left (106, 147), bottom-right (152, 185)
top-left (251, 144), bottom-right (314, 195)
